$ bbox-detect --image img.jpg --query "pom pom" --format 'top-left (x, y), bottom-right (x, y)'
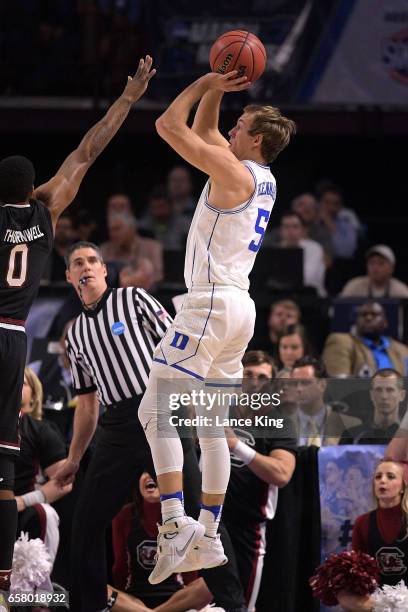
top-left (372, 581), bottom-right (408, 611)
top-left (11, 532), bottom-right (52, 592)
top-left (309, 550), bottom-right (379, 606)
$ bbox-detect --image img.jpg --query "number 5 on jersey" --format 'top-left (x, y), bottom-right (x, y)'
top-left (7, 244), bottom-right (28, 287)
top-left (249, 208), bottom-right (270, 253)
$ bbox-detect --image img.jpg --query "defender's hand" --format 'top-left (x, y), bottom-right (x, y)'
top-left (123, 56), bottom-right (156, 103)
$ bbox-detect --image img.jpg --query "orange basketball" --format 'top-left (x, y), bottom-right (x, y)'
top-left (209, 30), bottom-right (267, 83)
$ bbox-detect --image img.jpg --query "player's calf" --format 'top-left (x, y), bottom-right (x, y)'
top-left (0, 455), bottom-right (17, 596)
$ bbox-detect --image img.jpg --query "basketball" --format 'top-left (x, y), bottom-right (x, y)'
top-left (209, 30), bottom-right (267, 83)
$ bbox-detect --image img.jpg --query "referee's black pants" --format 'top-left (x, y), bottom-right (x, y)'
top-left (70, 398), bottom-right (245, 612)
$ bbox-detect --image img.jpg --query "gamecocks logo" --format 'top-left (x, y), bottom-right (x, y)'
top-left (137, 540), bottom-right (157, 569)
top-left (376, 546), bottom-right (407, 575)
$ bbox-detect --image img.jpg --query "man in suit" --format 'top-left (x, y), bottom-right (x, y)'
top-left (322, 301), bottom-right (408, 377)
top-left (291, 356), bottom-right (361, 446)
top-left (339, 368), bottom-right (405, 445)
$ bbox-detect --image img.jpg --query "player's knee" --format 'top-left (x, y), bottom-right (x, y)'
top-left (199, 436), bottom-right (228, 452)
top-left (0, 454), bottom-right (15, 492)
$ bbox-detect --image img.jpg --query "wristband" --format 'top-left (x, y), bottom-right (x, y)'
top-left (232, 440), bottom-right (256, 465)
top-left (21, 489), bottom-right (46, 508)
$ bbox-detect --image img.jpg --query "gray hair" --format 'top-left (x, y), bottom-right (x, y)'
top-left (65, 241), bottom-right (104, 268)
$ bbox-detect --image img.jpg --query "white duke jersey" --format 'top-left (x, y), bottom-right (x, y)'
top-left (184, 160), bottom-right (276, 291)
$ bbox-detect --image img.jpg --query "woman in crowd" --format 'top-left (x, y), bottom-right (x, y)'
top-left (15, 367), bottom-right (72, 593)
top-left (337, 459), bottom-right (408, 611)
top-left (108, 471), bottom-right (216, 612)
top-left (276, 323), bottom-right (309, 376)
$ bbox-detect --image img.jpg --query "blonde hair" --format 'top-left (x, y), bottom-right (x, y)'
top-left (24, 367), bottom-right (43, 420)
top-left (244, 104), bottom-right (296, 163)
top-left (373, 460), bottom-right (408, 536)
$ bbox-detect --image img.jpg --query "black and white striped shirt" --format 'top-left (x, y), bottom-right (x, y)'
top-left (66, 287), bottom-right (172, 406)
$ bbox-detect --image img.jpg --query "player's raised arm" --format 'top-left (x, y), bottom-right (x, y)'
top-left (34, 56), bottom-right (156, 227)
top-left (191, 89), bottom-right (229, 147)
top-left (156, 72), bottom-right (253, 191)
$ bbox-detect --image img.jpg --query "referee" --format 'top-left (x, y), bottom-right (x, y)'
top-left (55, 241), bottom-right (247, 612)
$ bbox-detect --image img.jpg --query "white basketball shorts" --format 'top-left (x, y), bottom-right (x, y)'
top-left (152, 285), bottom-right (256, 382)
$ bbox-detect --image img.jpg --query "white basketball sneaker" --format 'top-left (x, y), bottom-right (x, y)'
top-left (149, 515), bottom-right (205, 585)
top-left (177, 533), bottom-right (228, 572)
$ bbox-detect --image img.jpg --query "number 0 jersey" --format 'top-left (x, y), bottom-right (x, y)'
top-left (0, 199), bottom-right (53, 320)
top-left (184, 160), bottom-right (276, 291)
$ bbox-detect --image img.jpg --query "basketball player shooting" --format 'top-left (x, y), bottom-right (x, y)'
top-left (138, 65), bottom-right (296, 584)
top-left (0, 56), bottom-right (155, 599)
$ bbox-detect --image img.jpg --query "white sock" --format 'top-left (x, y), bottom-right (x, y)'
top-left (161, 493), bottom-right (184, 523)
top-left (198, 505), bottom-right (222, 538)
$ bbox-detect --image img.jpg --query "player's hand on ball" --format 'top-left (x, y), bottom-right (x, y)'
top-left (204, 70), bottom-right (251, 93)
top-left (124, 55), bottom-right (156, 103)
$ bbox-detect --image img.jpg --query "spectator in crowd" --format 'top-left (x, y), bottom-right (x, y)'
top-left (118, 258), bottom-right (157, 291)
top-left (100, 212), bottom-right (163, 285)
top-left (276, 323), bottom-right (309, 376)
top-left (42, 212), bottom-right (77, 283)
top-left (322, 301), bottom-right (408, 377)
top-left (271, 212), bottom-right (326, 296)
top-left (317, 181), bottom-right (361, 259)
top-left (109, 472), bottom-right (213, 611)
top-left (335, 459), bottom-right (408, 611)
top-left (224, 352), bottom-right (297, 611)
top-left (242, 350), bottom-right (275, 392)
top-left (106, 192), bottom-right (134, 218)
top-left (97, 192), bottom-right (135, 244)
top-left (166, 165), bottom-right (195, 216)
top-left (263, 300), bottom-right (301, 357)
top-left (340, 244), bottom-right (408, 298)
top-left (339, 368), bottom-right (405, 445)
top-left (138, 186), bottom-right (190, 250)
top-left (291, 192), bottom-right (333, 262)
top-left (274, 377), bottom-right (298, 420)
top-left (291, 356), bottom-right (361, 446)
top-left (16, 367), bottom-right (72, 594)
top-left (352, 461), bottom-right (408, 586)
